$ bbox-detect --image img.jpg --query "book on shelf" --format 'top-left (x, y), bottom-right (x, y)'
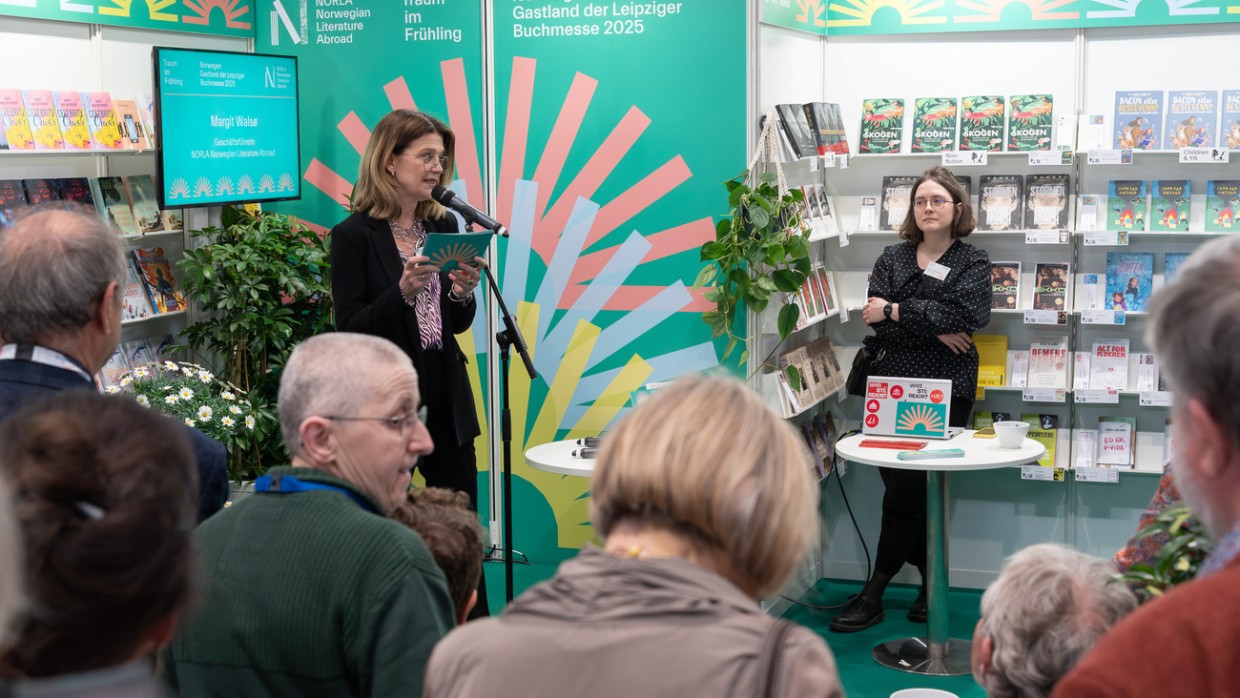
top-left (21, 178), bottom-right (60, 205)
top-left (806, 336), bottom-right (846, 401)
top-left (910, 97), bottom-right (958, 153)
top-left (1006, 94), bottom-right (1053, 151)
top-left (160, 208), bottom-right (183, 232)
top-left (121, 338), bottom-right (157, 369)
top-left (1028, 336), bottom-right (1069, 389)
top-left (1007, 350), bottom-right (1029, 388)
top-left (0, 179), bottom-right (29, 228)
top-left (1149, 180), bottom-right (1191, 232)
top-left (775, 103), bottom-right (817, 160)
top-left (1078, 273), bottom-right (1103, 311)
top-left (858, 196), bottom-right (877, 231)
top-left (136, 92), bottom-right (157, 148)
top-left (1074, 429), bottom-right (1098, 468)
top-left (1164, 252), bottom-right (1191, 285)
top-left (52, 91), bottom-right (92, 150)
top-left (802, 102), bottom-right (834, 156)
top-left (823, 103), bottom-right (849, 154)
top-left (972, 411), bottom-right (1012, 430)
top-left (150, 334), bottom-right (181, 362)
top-left (800, 184), bottom-right (821, 222)
top-left (814, 413), bottom-right (839, 476)
top-left (811, 184), bottom-right (838, 233)
top-left (954, 174), bottom-right (973, 199)
top-left (99, 345), bottom-right (131, 389)
top-left (978, 175), bottom-right (1024, 231)
top-left (1032, 262), bottom-right (1069, 314)
top-left (974, 334), bottom-right (1008, 397)
top-left (1166, 90), bottom-right (1218, 150)
top-left (811, 265), bottom-right (838, 315)
top-left (1105, 251), bottom-right (1154, 312)
top-left (96, 176), bottom-right (138, 236)
top-left (1205, 180), bottom-right (1240, 232)
top-left (800, 422), bottom-right (827, 479)
top-left (22, 90), bottom-right (64, 150)
top-left (859, 98), bottom-right (904, 154)
top-left (1113, 90), bottom-right (1163, 150)
top-left (121, 258), bottom-right (155, 322)
top-left (81, 92), bottom-right (124, 150)
top-left (1097, 416), bottom-right (1136, 468)
top-left (1108, 180), bottom-right (1147, 231)
top-left (879, 175), bottom-right (917, 232)
top-left (1021, 412), bottom-right (1059, 467)
top-left (132, 247), bottom-right (187, 314)
top-left (1077, 194), bottom-right (1100, 232)
top-left (126, 175), bottom-right (166, 234)
top-left (112, 99), bottom-right (150, 151)
top-left (1090, 338), bottom-right (1130, 391)
top-left (1135, 353), bottom-right (1159, 392)
top-left (1024, 174), bottom-right (1070, 230)
top-left (787, 283), bottom-right (820, 332)
top-left (57, 177), bottom-right (95, 207)
top-left (1225, 90), bottom-right (1240, 149)
top-left (990, 261), bottom-right (1021, 310)
top-left (1073, 351), bottom-right (1091, 390)
top-left (0, 89), bottom-right (34, 151)
top-left (959, 95), bottom-right (1005, 152)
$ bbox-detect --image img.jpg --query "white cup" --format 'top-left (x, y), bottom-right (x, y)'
top-left (993, 420), bottom-right (1030, 449)
top-left (890, 689), bottom-right (959, 698)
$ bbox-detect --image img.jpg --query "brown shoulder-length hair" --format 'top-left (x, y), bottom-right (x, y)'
top-left (350, 110), bottom-right (456, 222)
top-left (899, 166), bottom-right (976, 243)
top-left (0, 392), bottom-right (198, 678)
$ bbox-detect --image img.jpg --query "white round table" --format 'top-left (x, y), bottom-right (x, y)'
top-left (524, 440), bottom-right (596, 477)
top-left (835, 431), bottom-right (1045, 677)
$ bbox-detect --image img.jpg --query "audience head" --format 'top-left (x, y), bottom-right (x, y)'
top-left (1148, 235), bottom-right (1240, 538)
top-left (391, 487), bottom-right (484, 624)
top-left (900, 166), bottom-right (976, 243)
top-left (0, 391), bottom-right (198, 678)
top-left (0, 477), bottom-right (21, 649)
top-left (973, 543), bottom-right (1137, 698)
top-left (351, 109), bottom-right (456, 222)
top-left (278, 333), bottom-right (433, 514)
top-left (0, 204), bottom-right (126, 368)
top-left (590, 373), bottom-right (819, 599)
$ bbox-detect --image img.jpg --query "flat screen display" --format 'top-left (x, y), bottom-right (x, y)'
top-left (153, 47), bottom-right (301, 209)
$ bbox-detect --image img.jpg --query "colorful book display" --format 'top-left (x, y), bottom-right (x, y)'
top-left (879, 175), bottom-right (917, 232)
top-left (1166, 90), bottom-right (1218, 150)
top-left (1105, 252), bottom-right (1154, 312)
top-left (1205, 180), bottom-right (1240, 232)
top-left (978, 175), bottom-right (1024, 231)
top-left (1007, 94), bottom-right (1053, 151)
top-left (132, 247), bottom-right (187, 314)
top-left (990, 261), bottom-right (1021, 310)
top-left (860, 98), bottom-right (904, 154)
top-left (911, 97), bottom-right (958, 153)
top-left (1024, 174), bottom-right (1070, 230)
top-left (0, 89), bottom-right (34, 151)
top-left (1108, 180), bottom-right (1147, 231)
top-left (960, 95), bottom-right (1005, 152)
top-left (22, 90), bottom-right (64, 150)
top-left (1113, 90), bottom-right (1163, 150)
top-left (1149, 180), bottom-right (1190, 232)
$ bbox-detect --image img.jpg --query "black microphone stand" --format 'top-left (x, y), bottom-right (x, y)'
top-left (479, 245), bottom-right (537, 604)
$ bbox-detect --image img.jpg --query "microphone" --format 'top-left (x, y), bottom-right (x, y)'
top-left (431, 186), bottom-right (509, 238)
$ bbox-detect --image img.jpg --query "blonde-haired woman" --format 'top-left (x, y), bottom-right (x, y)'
top-left (424, 374), bottom-right (843, 697)
top-left (331, 109), bottom-right (488, 616)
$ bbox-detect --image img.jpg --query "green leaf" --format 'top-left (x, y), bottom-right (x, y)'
top-left (785, 234), bottom-right (810, 259)
top-left (754, 275), bottom-right (777, 293)
top-left (701, 241), bottom-right (726, 261)
top-left (772, 269), bottom-right (801, 293)
top-left (691, 265), bottom-right (717, 291)
top-left (722, 337), bottom-right (738, 361)
top-left (747, 207), bottom-right (770, 230)
top-left (738, 349), bottom-right (749, 365)
top-left (785, 365), bottom-right (801, 392)
top-left (777, 302), bottom-right (800, 338)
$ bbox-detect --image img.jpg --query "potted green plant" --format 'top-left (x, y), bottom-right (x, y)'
top-left (1117, 503), bottom-right (1216, 602)
top-left (695, 170), bottom-right (813, 384)
top-left (175, 206), bottom-right (333, 482)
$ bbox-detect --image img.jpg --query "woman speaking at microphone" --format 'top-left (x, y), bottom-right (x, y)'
top-left (330, 109), bottom-right (489, 617)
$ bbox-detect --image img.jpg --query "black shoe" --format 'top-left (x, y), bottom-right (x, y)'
top-left (829, 595), bottom-right (884, 633)
top-left (908, 586), bottom-right (927, 623)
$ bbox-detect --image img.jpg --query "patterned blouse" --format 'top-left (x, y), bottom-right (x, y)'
top-left (1113, 462), bottom-right (1182, 573)
top-left (862, 239), bottom-right (992, 399)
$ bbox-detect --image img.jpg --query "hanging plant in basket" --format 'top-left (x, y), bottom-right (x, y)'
top-left (694, 114), bottom-right (814, 386)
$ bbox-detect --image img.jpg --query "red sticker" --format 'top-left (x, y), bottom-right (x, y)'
top-left (891, 385), bottom-right (904, 399)
top-left (866, 400), bottom-right (881, 413)
top-left (865, 414), bottom-right (880, 428)
top-left (930, 389), bottom-right (944, 403)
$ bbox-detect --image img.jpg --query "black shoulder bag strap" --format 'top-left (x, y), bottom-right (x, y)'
top-left (752, 619), bottom-right (797, 698)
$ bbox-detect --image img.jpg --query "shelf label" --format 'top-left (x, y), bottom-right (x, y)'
top-left (1084, 230), bottom-right (1128, 246)
top-left (808, 155), bottom-right (818, 171)
top-left (839, 303), bottom-right (851, 322)
top-left (1087, 149), bottom-right (1132, 165)
top-left (1075, 389), bottom-right (1120, 404)
top-left (1026, 229), bottom-right (1069, 244)
top-left (839, 154), bottom-right (849, 169)
top-left (1022, 387), bottom-right (1066, 403)
top-left (1021, 464), bottom-right (1065, 481)
top-left (1075, 466), bottom-right (1120, 484)
top-left (838, 229), bottom-right (850, 247)
top-left (1139, 391), bottom-right (1173, 406)
top-left (1024, 309), bottom-right (1064, 325)
top-left (1028, 150), bottom-right (1070, 166)
top-left (1179, 147), bottom-right (1229, 164)
top-left (1081, 309), bottom-right (1125, 325)
top-left (942, 151), bottom-right (987, 167)
top-left (821, 153), bottom-right (836, 168)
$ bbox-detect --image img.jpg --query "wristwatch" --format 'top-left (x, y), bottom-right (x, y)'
top-left (883, 302), bottom-right (893, 320)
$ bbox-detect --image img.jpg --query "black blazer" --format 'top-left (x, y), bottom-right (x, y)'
top-left (329, 211), bottom-right (480, 447)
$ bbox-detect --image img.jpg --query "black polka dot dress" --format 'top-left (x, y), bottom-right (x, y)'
top-left (862, 239), bottom-right (992, 400)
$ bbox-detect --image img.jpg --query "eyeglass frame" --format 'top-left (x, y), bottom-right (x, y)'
top-left (412, 149), bottom-right (450, 170)
top-left (913, 196), bottom-right (958, 209)
top-left (323, 405), bottom-right (428, 438)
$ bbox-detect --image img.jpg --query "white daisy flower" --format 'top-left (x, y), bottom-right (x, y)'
top-left (221, 416), bottom-right (235, 427)
top-left (104, 385), bottom-right (120, 394)
top-left (197, 405), bottom-right (213, 422)
top-left (229, 405), bottom-right (242, 415)
top-left (164, 361), bottom-right (179, 372)
top-left (184, 418), bottom-right (195, 426)
top-left (198, 370), bottom-right (213, 383)
top-left (162, 385), bottom-right (175, 392)
top-left (119, 375), bottom-right (133, 386)
top-left (179, 387), bottom-right (195, 400)
top-left (134, 367), bottom-right (150, 378)
top-left (245, 415), bottom-right (256, 430)
top-left (135, 395), bottom-right (150, 407)
top-left (221, 391), bottom-right (236, 401)
top-left (165, 394), bottom-right (179, 405)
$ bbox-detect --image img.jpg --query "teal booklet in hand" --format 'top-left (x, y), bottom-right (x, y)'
top-left (421, 231), bottom-right (493, 272)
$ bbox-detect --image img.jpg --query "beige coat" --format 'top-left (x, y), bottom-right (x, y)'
top-left (424, 545), bottom-right (845, 698)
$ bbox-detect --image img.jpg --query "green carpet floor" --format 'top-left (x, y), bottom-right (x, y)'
top-left (482, 564), bottom-right (986, 698)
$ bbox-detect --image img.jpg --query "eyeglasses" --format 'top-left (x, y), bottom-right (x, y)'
top-left (415, 150), bottom-right (449, 169)
top-left (325, 405), bottom-right (428, 438)
top-left (914, 197), bottom-right (955, 209)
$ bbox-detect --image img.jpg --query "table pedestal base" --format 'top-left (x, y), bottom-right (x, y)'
top-left (872, 637), bottom-right (973, 676)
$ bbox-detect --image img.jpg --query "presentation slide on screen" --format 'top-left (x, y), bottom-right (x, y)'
top-left (156, 49), bottom-right (300, 208)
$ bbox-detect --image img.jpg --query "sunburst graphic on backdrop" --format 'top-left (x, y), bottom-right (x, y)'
top-left (955, 0), bottom-right (1078, 22)
top-left (828, 0), bottom-right (947, 27)
top-left (298, 58), bottom-right (720, 549)
top-left (429, 242), bottom-right (481, 272)
top-left (896, 404), bottom-right (946, 435)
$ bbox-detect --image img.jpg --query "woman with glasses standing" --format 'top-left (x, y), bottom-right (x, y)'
top-left (830, 166), bottom-right (991, 633)
top-left (331, 110), bottom-right (489, 617)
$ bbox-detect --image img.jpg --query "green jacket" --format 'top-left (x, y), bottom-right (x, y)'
top-left (166, 467), bottom-right (454, 697)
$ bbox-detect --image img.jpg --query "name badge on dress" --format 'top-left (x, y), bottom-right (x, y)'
top-left (924, 262), bottom-right (951, 281)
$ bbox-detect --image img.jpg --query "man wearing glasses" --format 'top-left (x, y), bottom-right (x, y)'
top-left (166, 333), bottom-right (456, 698)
